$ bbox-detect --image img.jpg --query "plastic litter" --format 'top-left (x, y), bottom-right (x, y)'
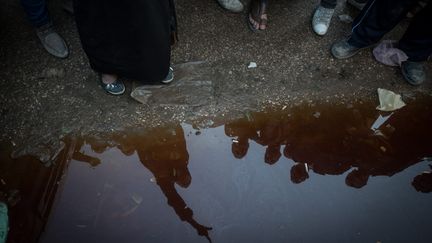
top-left (373, 40), bottom-right (408, 67)
top-left (376, 88), bottom-right (406, 111)
top-left (131, 61), bottom-right (215, 107)
top-left (248, 62), bottom-right (257, 69)
top-left (370, 113), bottom-right (393, 131)
top-left (0, 202), bottom-right (8, 243)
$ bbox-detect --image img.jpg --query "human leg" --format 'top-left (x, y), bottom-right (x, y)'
top-left (21, 0), bottom-right (69, 58)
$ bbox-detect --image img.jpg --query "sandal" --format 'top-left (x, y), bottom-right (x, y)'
top-left (248, 0), bottom-right (268, 32)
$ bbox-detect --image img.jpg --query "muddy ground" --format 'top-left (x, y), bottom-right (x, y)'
top-left (0, 0), bottom-right (431, 162)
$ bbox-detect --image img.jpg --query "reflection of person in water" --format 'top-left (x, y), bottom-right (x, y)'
top-left (68, 137), bottom-right (103, 167)
top-left (412, 165), bottom-right (432, 193)
top-left (126, 126), bottom-right (213, 242)
top-left (224, 117), bottom-right (258, 159)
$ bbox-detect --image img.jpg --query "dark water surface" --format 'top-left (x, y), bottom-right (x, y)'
top-left (1, 97), bottom-right (432, 243)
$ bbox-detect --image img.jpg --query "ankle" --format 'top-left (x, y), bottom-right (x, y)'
top-left (101, 74), bottom-right (118, 84)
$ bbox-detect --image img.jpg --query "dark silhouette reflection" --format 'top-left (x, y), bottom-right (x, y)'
top-left (224, 101), bottom-right (432, 190)
top-left (115, 126), bottom-right (213, 242)
top-left (1, 125), bottom-right (213, 243)
top-left (412, 164), bottom-right (432, 193)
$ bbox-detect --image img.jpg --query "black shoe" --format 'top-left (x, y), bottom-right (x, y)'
top-left (401, 61), bottom-right (426, 86)
top-left (331, 38), bottom-right (366, 59)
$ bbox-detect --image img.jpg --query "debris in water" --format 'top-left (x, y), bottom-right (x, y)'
top-left (313, 112), bottom-right (321, 118)
top-left (376, 88), bottom-right (406, 111)
top-left (370, 113), bottom-right (393, 131)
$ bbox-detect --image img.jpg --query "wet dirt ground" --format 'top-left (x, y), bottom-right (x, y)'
top-left (1, 0), bottom-right (432, 242)
top-left (1, 96), bottom-right (432, 243)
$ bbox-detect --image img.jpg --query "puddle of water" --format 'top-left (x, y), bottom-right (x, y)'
top-left (1, 97), bottom-right (432, 243)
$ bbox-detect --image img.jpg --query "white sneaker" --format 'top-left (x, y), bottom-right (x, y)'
top-left (312, 6), bottom-right (335, 36)
top-left (217, 0), bottom-right (244, 13)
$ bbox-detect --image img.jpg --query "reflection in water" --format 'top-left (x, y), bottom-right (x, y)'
top-left (225, 100), bottom-right (432, 190)
top-left (117, 126), bottom-right (212, 242)
top-left (1, 97), bottom-right (432, 242)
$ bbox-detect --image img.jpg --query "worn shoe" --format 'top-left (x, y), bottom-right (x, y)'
top-left (312, 6), bottom-right (335, 36)
top-left (0, 202), bottom-right (8, 243)
top-left (99, 75), bottom-right (125, 95)
top-left (401, 61), bottom-right (426, 86)
top-left (217, 0), bottom-right (244, 13)
top-left (347, 0), bottom-right (367, 11)
top-left (161, 67), bottom-right (174, 84)
top-left (36, 23), bottom-right (69, 58)
top-left (331, 38), bottom-right (367, 59)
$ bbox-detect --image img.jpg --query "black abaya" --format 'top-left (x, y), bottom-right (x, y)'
top-left (73, 0), bottom-right (175, 83)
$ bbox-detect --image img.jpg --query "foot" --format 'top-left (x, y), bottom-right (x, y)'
top-left (36, 23), bottom-right (69, 58)
top-left (100, 74), bottom-right (125, 95)
top-left (217, 0), bottom-right (244, 13)
top-left (347, 0), bottom-right (367, 11)
top-left (401, 61), bottom-right (426, 86)
top-left (312, 6), bottom-right (335, 36)
top-left (248, 0), bottom-right (268, 31)
top-left (331, 38), bottom-right (365, 59)
top-left (161, 67), bottom-right (174, 84)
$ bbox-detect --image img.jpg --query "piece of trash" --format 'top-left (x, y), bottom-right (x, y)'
top-left (282, 105), bottom-right (287, 110)
top-left (248, 62), bottom-right (257, 69)
top-left (0, 202), bottom-right (8, 243)
top-left (232, 139), bottom-right (239, 143)
top-left (376, 88), bottom-right (406, 111)
top-left (380, 146), bottom-right (387, 152)
top-left (131, 61), bottom-right (215, 106)
top-left (150, 177), bottom-right (156, 183)
top-left (370, 113), bottom-right (393, 131)
top-left (338, 14), bottom-right (353, 23)
top-left (373, 40), bottom-right (408, 67)
top-left (313, 112), bottom-right (321, 118)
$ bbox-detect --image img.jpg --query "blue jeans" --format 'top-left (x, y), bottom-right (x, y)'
top-left (21, 0), bottom-right (50, 27)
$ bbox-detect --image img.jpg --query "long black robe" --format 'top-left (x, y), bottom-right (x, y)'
top-left (73, 0), bottom-right (175, 82)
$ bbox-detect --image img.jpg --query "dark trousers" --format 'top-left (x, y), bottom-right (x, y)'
top-left (321, 0), bottom-right (368, 9)
top-left (21, 0), bottom-right (50, 27)
top-left (349, 0), bottom-right (432, 61)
